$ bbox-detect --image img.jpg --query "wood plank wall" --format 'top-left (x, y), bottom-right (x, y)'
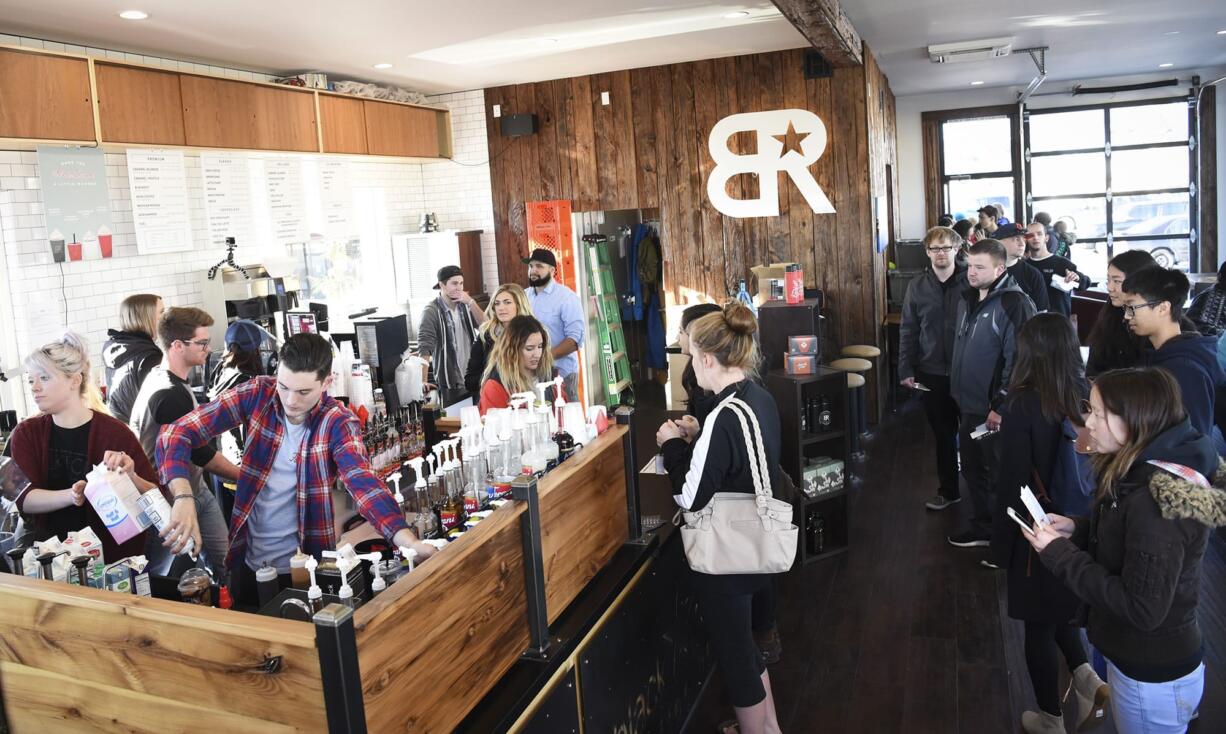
top-left (485, 45), bottom-right (899, 411)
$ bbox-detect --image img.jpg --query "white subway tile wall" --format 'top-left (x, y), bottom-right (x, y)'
top-left (0, 90), bottom-right (495, 414)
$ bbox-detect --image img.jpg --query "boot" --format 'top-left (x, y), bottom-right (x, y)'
top-left (1021, 709), bottom-right (1067, 734)
top-left (753, 626), bottom-right (781, 665)
top-left (1064, 663), bottom-right (1109, 731)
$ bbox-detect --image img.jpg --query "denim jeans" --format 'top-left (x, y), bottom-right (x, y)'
top-left (145, 481), bottom-right (231, 583)
top-left (1107, 659), bottom-right (1203, 734)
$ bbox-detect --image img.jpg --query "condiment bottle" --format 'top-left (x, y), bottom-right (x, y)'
top-left (290, 549), bottom-right (310, 590)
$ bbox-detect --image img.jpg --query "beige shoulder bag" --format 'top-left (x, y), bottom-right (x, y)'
top-left (679, 396), bottom-right (798, 575)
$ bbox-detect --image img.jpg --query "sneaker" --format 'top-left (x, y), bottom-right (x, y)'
top-left (925, 494), bottom-right (961, 511)
top-left (948, 531), bottom-right (990, 548)
top-left (979, 559), bottom-right (1002, 570)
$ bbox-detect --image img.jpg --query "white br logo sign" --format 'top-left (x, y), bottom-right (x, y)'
top-left (706, 109), bottom-right (836, 218)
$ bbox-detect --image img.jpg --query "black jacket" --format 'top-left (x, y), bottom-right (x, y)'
top-left (1187, 288), bottom-right (1226, 338)
top-left (898, 264), bottom-right (967, 381)
top-left (1007, 260), bottom-right (1049, 312)
top-left (101, 329), bottom-right (162, 425)
top-left (1040, 421), bottom-right (1226, 682)
top-left (1146, 332), bottom-right (1225, 437)
top-left (1027, 254), bottom-right (1089, 317)
top-left (464, 331), bottom-right (495, 394)
top-left (950, 273), bottom-right (1036, 417)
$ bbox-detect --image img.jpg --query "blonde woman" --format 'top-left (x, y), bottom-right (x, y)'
top-left (465, 283), bottom-right (531, 393)
top-left (477, 315), bottom-right (554, 414)
top-left (10, 332), bottom-right (164, 562)
top-left (102, 293), bottom-right (164, 424)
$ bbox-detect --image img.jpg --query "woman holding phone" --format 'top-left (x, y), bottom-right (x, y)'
top-left (1027, 368), bottom-right (1225, 734)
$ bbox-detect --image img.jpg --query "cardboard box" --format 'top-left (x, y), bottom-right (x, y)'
top-left (788, 335), bottom-right (818, 355)
top-left (750, 262), bottom-right (800, 304)
top-left (785, 353), bottom-right (816, 375)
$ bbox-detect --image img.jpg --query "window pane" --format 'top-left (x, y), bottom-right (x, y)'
top-left (1111, 147), bottom-right (1189, 193)
top-left (1031, 153), bottom-right (1106, 197)
top-left (1029, 109), bottom-right (1104, 152)
top-left (1112, 192), bottom-right (1189, 236)
top-left (1067, 240), bottom-right (1107, 284)
top-left (1032, 197), bottom-right (1107, 238)
top-left (1110, 103), bottom-right (1188, 146)
top-left (947, 176), bottom-right (1014, 222)
top-left (942, 117), bottom-right (1013, 175)
top-left (1113, 238), bottom-right (1189, 270)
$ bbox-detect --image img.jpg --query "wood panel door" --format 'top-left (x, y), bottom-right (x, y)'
top-left (0, 48), bottom-right (95, 141)
top-left (318, 93), bottom-right (367, 154)
top-left (181, 75), bottom-right (317, 152)
top-left (95, 63), bottom-right (186, 145)
top-left (363, 100), bottom-right (442, 157)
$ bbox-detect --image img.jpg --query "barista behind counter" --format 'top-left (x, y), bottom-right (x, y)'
top-left (155, 333), bottom-right (437, 607)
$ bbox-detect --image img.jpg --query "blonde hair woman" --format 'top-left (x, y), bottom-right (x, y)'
top-left (465, 283), bottom-right (531, 393)
top-left (9, 332), bottom-right (164, 562)
top-left (477, 315), bottom-right (554, 414)
top-left (102, 293), bottom-right (164, 424)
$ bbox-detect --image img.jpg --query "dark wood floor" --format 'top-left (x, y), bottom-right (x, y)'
top-left (678, 396), bottom-right (1226, 733)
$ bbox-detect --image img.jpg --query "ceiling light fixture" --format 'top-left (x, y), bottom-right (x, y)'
top-left (118, 10), bottom-right (148, 20)
top-left (373, 63), bottom-right (392, 69)
top-left (970, 80), bottom-right (984, 85)
top-left (1163, 31), bottom-right (1181, 35)
top-left (1218, 30), bottom-right (1226, 35)
top-left (1158, 62), bottom-right (1174, 68)
top-left (723, 11), bottom-right (750, 19)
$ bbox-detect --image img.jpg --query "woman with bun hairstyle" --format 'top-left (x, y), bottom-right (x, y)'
top-left (9, 332), bottom-right (166, 562)
top-left (478, 315), bottom-right (555, 414)
top-left (1028, 368), bottom-right (1226, 734)
top-left (658, 302), bottom-right (784, 734)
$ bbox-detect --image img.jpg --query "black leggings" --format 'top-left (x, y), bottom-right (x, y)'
top-left (1024, 621), bottom-right (1089, 716)
top-left (697, 583), bottom-right (770, 708)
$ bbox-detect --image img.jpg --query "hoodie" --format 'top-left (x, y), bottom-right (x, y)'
top-left (101, 329), bottom-right (162, 425)
top-left (1146, 332), bottom-right (1224, 437)
top-left (1040, 420), bottom-right (1225, 682)
top-left (950, 272), bottom-right (1036, 417)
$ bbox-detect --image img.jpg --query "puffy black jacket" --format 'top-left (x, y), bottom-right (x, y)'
top-left (950, 273), bottom-right (1036, 417)
top-left (101, 329), bottom-right (162, 424)
top-left (898, 264), bottom-right (967, 381)
top-left (1041, 421), bottom-right (1226, 682)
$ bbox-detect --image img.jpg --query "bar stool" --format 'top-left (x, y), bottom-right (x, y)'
top-left (829, 358), bottom-right (870, 460)
top-left (841, 344), bottom-right (882, 420)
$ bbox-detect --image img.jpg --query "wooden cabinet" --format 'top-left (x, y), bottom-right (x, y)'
top-left (180, 74), bottom-right (317, 152)
top-left (363, 100), bottom-right (446, 157)
top-left (0, 48), bottom-right (94, 141)
top-left (95, 63), bottom-right (185, 145)
top-left (318, 93), bottom-right (368, 154)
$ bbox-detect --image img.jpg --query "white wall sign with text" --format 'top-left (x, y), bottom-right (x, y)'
top-left (128, 149), bottom-right (194, 255)
top-left (706, 109), bottom-right (836, 219)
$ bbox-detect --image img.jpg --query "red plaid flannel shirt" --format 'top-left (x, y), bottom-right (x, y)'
top-left (156, 376), bottom-right (408, 568)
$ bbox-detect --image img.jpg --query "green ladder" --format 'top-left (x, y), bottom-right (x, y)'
top-left (583, 234), bottom-right (633, 405)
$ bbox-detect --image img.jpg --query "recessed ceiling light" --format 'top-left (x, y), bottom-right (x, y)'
top-left (1218, 30), bottom-right (1226, 35)
top-left (723, 11), bottom-right (750, 19)
top-left (373, 63), bottom-right (392, 69)
top-left (1158, 62), bottom-right (1174, 68)
top-left (118, 10), bottom-right (148, 20)
top-left (970, 80), bottom-right (984, 86)
top-left (541, 38), bottom-right (559, 44)
top-left (1164, 31), bottom-right (1181, 35)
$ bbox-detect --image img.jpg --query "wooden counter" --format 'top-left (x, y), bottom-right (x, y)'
top-left (0, 423), bottom-right (632, 733)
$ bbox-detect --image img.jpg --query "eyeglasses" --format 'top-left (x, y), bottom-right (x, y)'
top-left (1122, 301), bottom-right (1163, 318)
top-left (926, 246), bottom-right (956, 253)
top-left (179, 338), bottom-right (211, 348)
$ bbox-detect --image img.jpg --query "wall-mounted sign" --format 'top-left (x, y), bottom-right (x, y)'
top-left (38, 146), bottom-right (113, 262)
top-left (706, 109), bottom-right (836, 219)
top-left (128, 149), bottom-right (194, 255)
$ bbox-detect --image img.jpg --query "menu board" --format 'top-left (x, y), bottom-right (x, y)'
top-left (201, 153), bottom-right (254, 249)
top-left (264, 158), bottom-right (307, 245)
top-left (37, 146), bottom-right (113, 262)
top-left (318, 159), bottom-right (354, 238)
top-left (127, 149), bottom-right (194, 255)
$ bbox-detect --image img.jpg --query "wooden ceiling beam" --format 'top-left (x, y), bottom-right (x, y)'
top-left (771, 0), bottom-right (864, 67)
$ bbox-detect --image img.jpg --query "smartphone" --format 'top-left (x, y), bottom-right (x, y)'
top-left (912, 382), bottom-right (931, 392)
top-left (1006, 506), bottom-right (1037, 536)
top-left (970, 423), bottom-right (992, 440)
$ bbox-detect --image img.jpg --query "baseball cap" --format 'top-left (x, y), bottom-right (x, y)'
top-left (433, 265), bottom-right (464, 289)
top-left (522, 248), bottom-right (557, 268)
top-left (994, 223), bottom-right (1026, 239)
top-left (225, 319), bottom-right (263, 352)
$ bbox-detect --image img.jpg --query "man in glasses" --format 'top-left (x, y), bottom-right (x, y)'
top-left (129, 306), bottom-right (237, 580)
top-left (1121, 267), bottom-right (1223, 436)
top-left (899, 226), bottom-right (968, 512)
top-left (1023, 221), bottom-right (1089, 317)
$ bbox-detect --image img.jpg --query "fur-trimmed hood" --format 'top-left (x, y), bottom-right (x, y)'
top-left (1150, 458), bottom-right (1226, 528)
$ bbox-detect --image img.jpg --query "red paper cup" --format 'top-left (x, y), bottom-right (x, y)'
top-left (67, 243), bottom-right (82, 261)
top-left (98, 234), bottom-right (113, 258)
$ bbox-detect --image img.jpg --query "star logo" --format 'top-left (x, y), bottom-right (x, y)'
top-left (773, 122), bottom-right (809, 158)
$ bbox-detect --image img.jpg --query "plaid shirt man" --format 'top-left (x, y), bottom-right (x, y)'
top-left (157, 375), bottom-right (409, 569)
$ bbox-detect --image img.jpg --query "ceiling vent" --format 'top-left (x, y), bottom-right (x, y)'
top-left (928, 37), bottom-right (1014, 64)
